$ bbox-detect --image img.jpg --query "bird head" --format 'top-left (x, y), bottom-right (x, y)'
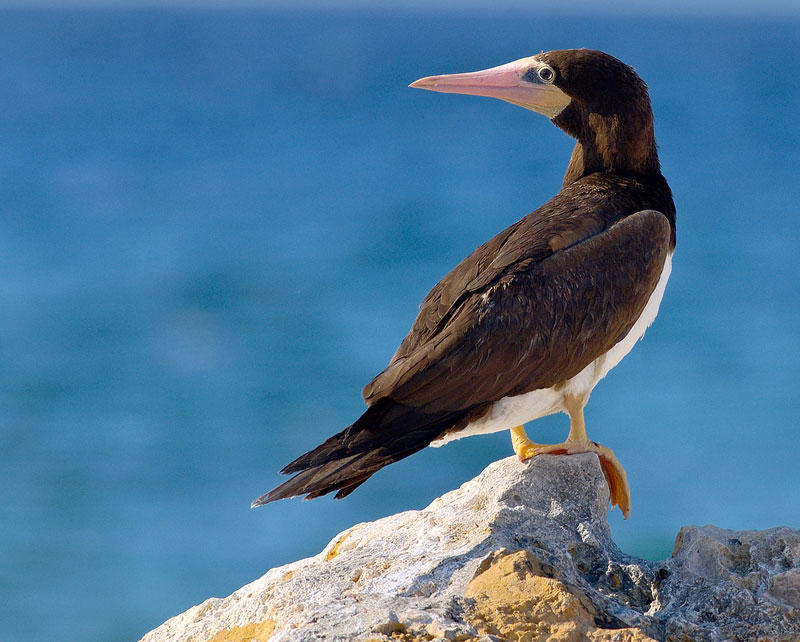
top-left (410, 49), bottom-right (659, 182)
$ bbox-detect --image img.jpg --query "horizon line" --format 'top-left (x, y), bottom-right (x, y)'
top-left (0, 0), bottom-right (799, 18)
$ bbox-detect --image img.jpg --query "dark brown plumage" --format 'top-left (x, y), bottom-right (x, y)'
top-left (253, 49), bottom-right (675, 510)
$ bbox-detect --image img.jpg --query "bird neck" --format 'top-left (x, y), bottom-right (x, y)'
top-left (556, 104), bottom-right (661, 187)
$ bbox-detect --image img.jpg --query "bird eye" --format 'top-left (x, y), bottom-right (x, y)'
top-left (538, 66), bottom-right (555, 83)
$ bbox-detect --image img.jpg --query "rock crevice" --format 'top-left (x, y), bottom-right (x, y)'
top-left (142, 454), bottom-right (800, 642)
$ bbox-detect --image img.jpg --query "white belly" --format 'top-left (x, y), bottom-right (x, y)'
top-left (431, 252), bottom-right (673, 446)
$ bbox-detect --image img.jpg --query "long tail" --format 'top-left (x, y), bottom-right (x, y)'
top-left (251, 398), bottom-right (467, 506)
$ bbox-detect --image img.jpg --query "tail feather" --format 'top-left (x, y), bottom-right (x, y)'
top-left (331, 473), bottom-right (373, 500)
top-left (252, 399), bottom-right (467, 507)
top-left (280, 398), bottom-right (405, 474)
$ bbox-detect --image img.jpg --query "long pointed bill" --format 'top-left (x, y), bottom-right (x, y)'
top-left (409, 56), bottom-right (570, 119)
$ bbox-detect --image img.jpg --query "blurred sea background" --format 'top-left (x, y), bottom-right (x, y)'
top-left (1, 2), bottom-right (799, 639)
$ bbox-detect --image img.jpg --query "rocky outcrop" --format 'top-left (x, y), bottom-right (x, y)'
top-left (141, 454), bottom-right (800, 642)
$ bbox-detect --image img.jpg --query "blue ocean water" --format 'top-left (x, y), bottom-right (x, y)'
top-left (1, 7), bottom-right (798, 640)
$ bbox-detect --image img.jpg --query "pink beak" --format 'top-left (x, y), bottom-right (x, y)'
top-left (409, 57), bottom-right (570, 119)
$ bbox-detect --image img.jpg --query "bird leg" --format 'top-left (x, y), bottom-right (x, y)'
top-left (508, 397), bottom-right (631, 519)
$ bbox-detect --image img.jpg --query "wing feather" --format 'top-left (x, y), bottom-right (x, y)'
top-left (363, 208), bottom-right (671, 415)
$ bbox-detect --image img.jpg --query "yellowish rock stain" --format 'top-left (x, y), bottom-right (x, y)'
top-left (465, 550), bottom-right (656, 642)
top-left (206, 619), bottom-right (275, 642)
top-left (325, 531), bottom-right (351, 561)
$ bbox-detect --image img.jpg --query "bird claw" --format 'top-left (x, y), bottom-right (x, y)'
top-left (515, 443), bottom-right (540, 461)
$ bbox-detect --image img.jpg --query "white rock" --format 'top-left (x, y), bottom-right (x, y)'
top-left (141, 454), bottom-right (800, 642)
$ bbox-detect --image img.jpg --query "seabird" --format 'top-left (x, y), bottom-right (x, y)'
top-left (253, 49), bottom-right (676, 518)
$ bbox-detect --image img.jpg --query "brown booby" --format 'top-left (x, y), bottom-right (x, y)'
top-left (253, 49), bottom-right (676, 518)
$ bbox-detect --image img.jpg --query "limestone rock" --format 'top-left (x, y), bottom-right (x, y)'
top-left (141, 454), bottom-right (800, 642)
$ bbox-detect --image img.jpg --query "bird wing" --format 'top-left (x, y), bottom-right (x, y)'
top-left (387, 203), bottom-right (608, 360)
top-left (362, 207), bottom-right (672, 415)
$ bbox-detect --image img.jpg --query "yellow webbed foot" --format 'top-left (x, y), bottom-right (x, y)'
top-left (508, 426), bottom-right (631, 519)
top-left (510, 425), bottom-right (543, 461)
top-left (592, 443), bottom-right (631, 520)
